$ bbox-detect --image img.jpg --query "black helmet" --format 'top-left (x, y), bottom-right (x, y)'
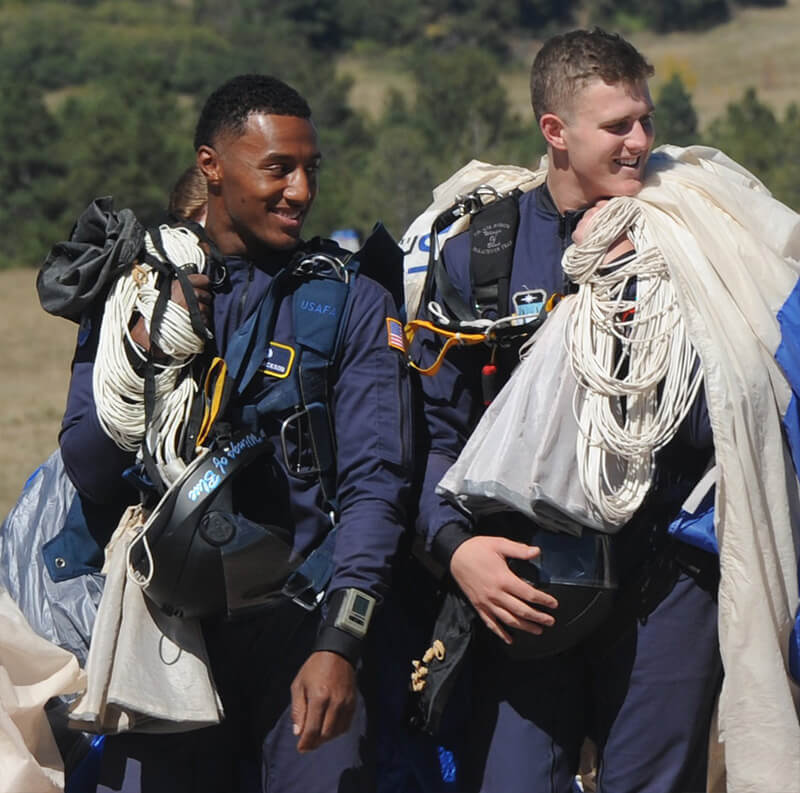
top-left (130, 429), bottom-right (297, 619)
top-left (477, 512), bottom-right (618, 659)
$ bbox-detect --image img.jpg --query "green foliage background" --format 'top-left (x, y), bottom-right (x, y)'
top-left (0, 0), bottom-right (796, 268)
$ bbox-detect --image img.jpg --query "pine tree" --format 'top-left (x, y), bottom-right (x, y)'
top-left (656, 74), bottom-right (699, 147)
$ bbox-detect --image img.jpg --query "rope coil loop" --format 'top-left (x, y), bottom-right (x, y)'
top-left (93, 225), bottom-right (209, 478)
top-left (563, 198), bottom-right (703, 525)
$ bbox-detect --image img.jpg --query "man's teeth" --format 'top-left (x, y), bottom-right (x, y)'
top-left (616, 157), bottom-right (639, 167)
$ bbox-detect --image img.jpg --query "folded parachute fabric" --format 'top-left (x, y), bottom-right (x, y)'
top-left (437, 294), bottom-right (623, 536)
top-left (440, 144), bottom-right (800, 793)
top-left (0, 585), bottom-right (85, 793)
top-left (628, 145), bottom-right (800, 793)
top-left (69, 506), bottom-right (224, 734)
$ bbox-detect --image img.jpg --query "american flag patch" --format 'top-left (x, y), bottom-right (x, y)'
top-left (386, 318), bottom-right (406, 352)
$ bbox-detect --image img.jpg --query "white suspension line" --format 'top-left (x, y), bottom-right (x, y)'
top-left (93, 225), bottom-right (208, 481)
top-left (563, 198), bottom-right (703, 525)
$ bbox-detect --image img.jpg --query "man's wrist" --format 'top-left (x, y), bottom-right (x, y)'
top-left (312, 625), bottom-right (362, 667)
top-left (314, 588), bottom-right (377, 666)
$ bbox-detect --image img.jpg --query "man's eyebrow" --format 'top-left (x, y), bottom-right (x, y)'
top-left (260, 152), bottom-right (323, 163)
top-left (603, 107), bottom-right (655, 125)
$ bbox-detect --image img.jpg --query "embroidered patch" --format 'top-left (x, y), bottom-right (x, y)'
top-left (512, 288), bottom-right (547, 317)
top-left (298, 299), bottom-right (338, 318)
top-left (259, 342), bottom-right (295, 378)
top-left (386, 318), bottom-right (406, 353)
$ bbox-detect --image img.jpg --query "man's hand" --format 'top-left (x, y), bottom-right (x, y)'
top-left (572, 199), bottom-right (609, 246)
top-left (572, 199), bottom-right (634, 262)
top-left (170, 272), bottom-right (213, 323)
top-left (129, 273), bottom-right (212, 354)
top-left (450, 535), bottom-right (558, 645)
top-left (290, 650), bottom-right (357, 754)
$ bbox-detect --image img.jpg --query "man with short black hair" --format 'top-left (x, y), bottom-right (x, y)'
top-left (60, 73), bottom-right (412, 792)
top-left (413, 29), bottom-right (720, 792)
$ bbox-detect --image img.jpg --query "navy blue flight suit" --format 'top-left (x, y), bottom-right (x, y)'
top-left (59, 242), bottom-right (413, 793)
top-left (414, 185), bottom-right (722, 793)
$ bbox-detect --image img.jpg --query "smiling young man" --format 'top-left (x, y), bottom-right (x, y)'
top-left (59, 74), bottom-right (412, 792)
top-left (413, 30), bottom-right (720, 792)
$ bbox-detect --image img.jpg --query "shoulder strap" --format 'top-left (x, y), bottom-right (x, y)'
top-left (420, 188), bottom-right (522, 324)
top-left (291, 258), bottom-right (356, 514)
top-left (468, 191), bottom-right (521, 319)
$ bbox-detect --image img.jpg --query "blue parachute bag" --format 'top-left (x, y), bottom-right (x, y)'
top-left (666, 465), bottom-right (718, 556)
top-left (0, 450), bottom-right (106, 788)
top-left (0, 449), bottom-right (104, 664)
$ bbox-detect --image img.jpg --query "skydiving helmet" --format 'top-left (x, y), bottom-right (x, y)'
top-left (129, 429), bottom-right (298, 619)
top-left (478, 511), bottom-right (618, 659)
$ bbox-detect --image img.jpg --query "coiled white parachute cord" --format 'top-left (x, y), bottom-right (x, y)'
top-left (563, 198), bottom-right (703, 526)
top-left (93, 225), bottom-right (207, 476)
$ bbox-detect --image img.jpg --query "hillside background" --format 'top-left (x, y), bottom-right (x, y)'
top-left (1, 0), bottom-right (799, 516)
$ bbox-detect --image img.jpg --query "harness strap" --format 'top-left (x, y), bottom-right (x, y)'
top-left (282, 525), bottom-right (339, 611)
top-left (147, 225), bottom-right (208, 340)
top-left (196, 357), bottom-right (230, 448)
top-left (469, 191), bottom-right (520, 318)
top-left (292, 269), bottom-right (355, 513)
top-left (140, 272), bottom-right (174, 497)
top-left (421, 189), bottom-right (522, 324)
top-left (225, 267), bottom-right (292, 394)
top-left (404, 319), bottom-right (488, 376)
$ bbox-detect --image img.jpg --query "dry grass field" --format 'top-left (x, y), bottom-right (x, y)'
top-left (339, 0), bottom-right (800, 129)
top-left (0, 268), bottom-right (74, 518)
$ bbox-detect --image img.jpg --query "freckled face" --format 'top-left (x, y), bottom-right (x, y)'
top-left (560, 78), bottom-right (655, 205)
top-left (206, 113), bottom-right (321, 254)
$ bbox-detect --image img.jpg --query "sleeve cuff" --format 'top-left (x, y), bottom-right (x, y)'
top-left (314, 588), bottom-right (369, 666)
top-left (313, 625), bottom-right (362, 667)
top-left (431, 522), bottom-right (473, 568)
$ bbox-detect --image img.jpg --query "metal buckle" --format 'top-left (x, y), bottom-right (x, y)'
top-left (282, 573), bottom-right (326, 611)
top-left (455, 184), bottom-right (501, 216)
top-left (280, 407), bottom-right (321, 479)
top-left (431, 185), bottom-right (503, 263)
top-left (292, 252), bottom-right (350, 284)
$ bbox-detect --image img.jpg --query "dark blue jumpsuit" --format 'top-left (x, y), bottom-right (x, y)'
top-left (59, 243), bottom-right (413, 793)
top-left (414, 185), bottom-right (722, 793)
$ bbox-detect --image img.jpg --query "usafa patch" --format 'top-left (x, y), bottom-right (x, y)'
top-left (386, 318), bottom-right (406, 353)
top-left (259, 341), bottom-right (296, 378)
top-left (512, 288), bottom-right (547, 317)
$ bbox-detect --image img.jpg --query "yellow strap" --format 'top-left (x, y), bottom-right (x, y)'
top-left (545, 293), bottom-right (563, 311)
top-left (404, 294), bottom-right (563, 377)
top-left (404, 319), bottom-right (487, 376)
top-left (197, 357), bottom-right (228, 447)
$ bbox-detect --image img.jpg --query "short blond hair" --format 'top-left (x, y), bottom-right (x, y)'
top-left (530, 28), bottom-right (654, 122)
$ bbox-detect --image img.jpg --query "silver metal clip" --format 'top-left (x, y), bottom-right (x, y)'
top-left (280, 407), bottom-right (321, 478)
top-left (293, 253), bottom-right (350, 284)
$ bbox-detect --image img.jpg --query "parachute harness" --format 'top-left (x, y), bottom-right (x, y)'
top-left (562, 198), bottom-right (703, 525)
top-left (93, 225), bottom-right (207, 479)
top-left (406, 184), bottom-right (557, 377)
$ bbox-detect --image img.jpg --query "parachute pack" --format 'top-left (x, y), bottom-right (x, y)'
top-left (10, 197), bottom-right (406, 633)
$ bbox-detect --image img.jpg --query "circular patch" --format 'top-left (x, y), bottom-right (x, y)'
top-left (199, 511), bottom-right (236, 547)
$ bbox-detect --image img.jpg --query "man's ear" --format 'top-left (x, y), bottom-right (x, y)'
top-left (197, 145), bottom-right (221, 188)
top-left (539, 113), bottom-right (568, 152)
